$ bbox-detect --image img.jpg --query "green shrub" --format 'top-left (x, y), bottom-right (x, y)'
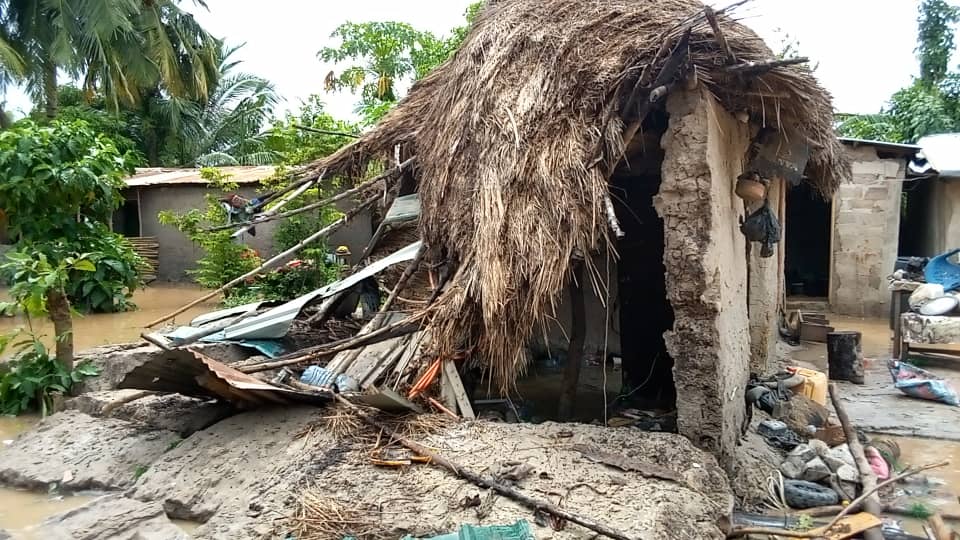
top-left (0, 330), bottom-right (100, 416)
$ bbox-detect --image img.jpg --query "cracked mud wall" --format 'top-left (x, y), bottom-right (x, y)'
top-left (657, 89), bottom-right (751, 468)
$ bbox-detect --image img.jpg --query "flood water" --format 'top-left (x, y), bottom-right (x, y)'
top-left (0, 283), bottom-right (217, 358)
top-left (0, 283), bottom-right (215, 537)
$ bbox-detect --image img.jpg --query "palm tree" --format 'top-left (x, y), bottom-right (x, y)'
top-left (166, 45), bottom-right (279, 166)
top-left (0, 31), bottom-right (26, 128)
top-left (0, 0), bottom-right (220, 119)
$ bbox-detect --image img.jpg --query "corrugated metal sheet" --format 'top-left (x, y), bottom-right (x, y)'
top-left (125, 166), bottom-right (276, 188)
top-left (117, 349), bottom-right (330, 406)
top-left (913, 134), bottom-right (960, 179)
top-left (190, 241), bottom-right (422, 341)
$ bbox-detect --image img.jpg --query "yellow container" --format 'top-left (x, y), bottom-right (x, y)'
top-left (786, 366), bottom-right (828, 406)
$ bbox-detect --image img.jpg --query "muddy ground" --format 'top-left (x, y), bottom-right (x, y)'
top-left (0, 381), bottom-right (734, 539)
top-left (780, 316), bottom-right (960, 441)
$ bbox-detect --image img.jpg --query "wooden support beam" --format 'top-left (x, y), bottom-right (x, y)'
top-left (704, 6), bottom-right (736, 64)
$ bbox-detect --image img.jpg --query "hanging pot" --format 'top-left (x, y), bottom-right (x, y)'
top-left (736, 172), bottom-right (768, 203)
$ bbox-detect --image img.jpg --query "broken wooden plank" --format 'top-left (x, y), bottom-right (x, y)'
top-left (442, 359), bottom-right (476, 420)
top-left (572, 444), bottom-right (684, 484)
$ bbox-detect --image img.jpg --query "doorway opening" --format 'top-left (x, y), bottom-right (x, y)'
top-left (899, 175), bottom-right (936, 257)
top-left (112, 199), bottom-right (141, 238)
top-left (610, 107), bottom-right (676, 415)
top-left (785, 182), bottom-right (831, 300)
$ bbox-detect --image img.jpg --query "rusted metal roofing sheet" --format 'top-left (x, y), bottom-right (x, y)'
top-left (117, 349), bottom-right (330, 407)
top-left (125, 166), bottom-right (276, 188)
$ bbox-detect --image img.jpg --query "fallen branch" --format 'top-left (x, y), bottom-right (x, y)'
top-left (730, 461), bottom-right (952, 538)
top-left (332, 394), bottom-right (635, 540)
top-left (704, 6), bottom-right (736, 64)
top-left (725, 57), bottom-right (809, 75)
top-left (145, 197), bottom-right (379, 328)
top-left (293, 124), bottom-right (361, 138)
top-left (203, 158), bottom-right (415, 233)
top-left (829, 383), bottom-right (883, 540)
top-left (821, 460), bottom-right (950, 534)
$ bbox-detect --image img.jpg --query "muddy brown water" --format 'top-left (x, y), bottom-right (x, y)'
top-left (1, 284), bottom-right (214, 536)
top-left (0, 283), bottom-right (218, 357)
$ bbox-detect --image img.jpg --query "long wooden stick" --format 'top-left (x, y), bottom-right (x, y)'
top-left (729, 461), bottom-right (951, 539)
top-left (332, 394), bottom-right (635, 540)
top-left (231, 174), bottom-right (319, 239)
top-left (725, 57), bottom-right (809, 75)
top-left (829, 383), bottom-right (884, 540)
top-left (145, 197), bottom-right (379, 328)
top-left (239, 315), bottom-right (423, 373)
top-left (823, 460), bottom-right (949, 534)
top-left (203, 158), bottom-right (415, 233)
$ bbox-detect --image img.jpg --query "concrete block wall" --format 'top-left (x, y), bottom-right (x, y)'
top-left (831, 146), bottom-right (904, 317)
top-left (659, 89), bottom-right (751, 469)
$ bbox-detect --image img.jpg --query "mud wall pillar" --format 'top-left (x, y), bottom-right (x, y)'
top-left (657, 89), bottom-right (751, 468)
top-left (747, 178), bottom-right (783, 374)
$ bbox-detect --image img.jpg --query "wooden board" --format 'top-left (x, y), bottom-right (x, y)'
top-left (441, 359), bottom-right (475, 420)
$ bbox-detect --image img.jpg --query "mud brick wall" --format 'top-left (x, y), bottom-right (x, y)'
top-left (658, 89), bottom-right (751, 468)
top-left (831, 146), bottom-right (904, 317)
top-left (747, 178), bottom-right (783, 374)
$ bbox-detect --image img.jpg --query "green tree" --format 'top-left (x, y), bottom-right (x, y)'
top-left (838, 0), bottom-right (960, 142)
top-left (0, 0), bottom-right (220, 119)
top-left (0, 120), bottom-right (143, 313)
top-left (265, 94), bottom-right (360, 165)
top-left (318, 2), bottom-right (482, 125)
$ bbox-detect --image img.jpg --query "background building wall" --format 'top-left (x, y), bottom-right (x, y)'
top-left (831, 146), bottom-right (904, 317)
top-left (135, 185), bottom-right (373, 281)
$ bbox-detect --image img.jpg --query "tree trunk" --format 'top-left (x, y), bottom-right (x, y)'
top-left (42, 60), bottom-right (58, 119)
top-left (827, 331), bottom-right (864, 384)
top-left (47, 290), bottom-right (74, 370)
top-left (558, 263), bottom-right (586, 421)
top-left (0, 103), bottom-right (11, 130)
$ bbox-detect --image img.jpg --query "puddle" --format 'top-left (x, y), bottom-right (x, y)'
top-left (877, 435), bottom-right (960, 535)
top-left (0, 490), bottom-right (97, 539)
top-left (0, 283), bottom-right (217, 358)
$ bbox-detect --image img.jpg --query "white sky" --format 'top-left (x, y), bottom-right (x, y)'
top-left (0, 1), bottom-right (934, 121)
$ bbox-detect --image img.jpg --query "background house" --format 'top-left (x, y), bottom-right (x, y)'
top-left (116, 167), bottom-right (372, 282)
top-left (786, 138), bottom-right (919, 318)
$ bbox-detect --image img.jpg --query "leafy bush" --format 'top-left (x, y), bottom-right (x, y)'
top-left (0, 120), bottom-right (142, 313)
top-left (0, 330), bottom-right (100, 416)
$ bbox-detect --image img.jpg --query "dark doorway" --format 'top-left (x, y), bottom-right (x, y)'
top-left (899, 176), bottom-right (936, 257)
top-left (610, 109), bottom-right (675, 412)
top-left (112, 199), bottom-right (141, 237)
top-left (785, 183), bottom-right (831, 298)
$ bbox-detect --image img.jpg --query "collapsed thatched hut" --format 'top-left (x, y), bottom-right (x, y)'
top-left (311, 0), bottom-right (847, 465)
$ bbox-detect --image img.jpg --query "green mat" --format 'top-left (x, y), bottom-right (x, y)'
top-left (401, 520), bottom-right (535, 540)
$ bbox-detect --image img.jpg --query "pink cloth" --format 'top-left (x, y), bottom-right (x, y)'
top-left (865, 446), bottom-right (890, 480)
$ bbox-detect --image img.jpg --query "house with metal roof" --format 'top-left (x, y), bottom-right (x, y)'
top-left (115, 167), bottom-right (372, 282)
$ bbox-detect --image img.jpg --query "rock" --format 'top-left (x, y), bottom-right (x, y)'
top-left (808, 439), bottom-right (830, 457)
top-left (779, 458), bottom-right (804, 479)
top-left (63, 391), bottom-right (233, 437)
top-left (0, 529), bottom-right (9, 539)
top-left (0, 411), bottom-right (179, 492)
top-left (837, 464), bottom-right (860, 483)
top-left (824, 444), bottom-right (856, 471)
top-left (74, 343), bottom-right (252, 393)
top-left (802, 457), bottom-right (831, 482)
top-left (788, 443), bottom-right (816, 464)
top-left (34, 494), bottom-right (189, 540)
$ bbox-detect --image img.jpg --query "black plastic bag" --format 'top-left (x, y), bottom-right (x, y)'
top-left (740, 200), bottom-right (781, 258)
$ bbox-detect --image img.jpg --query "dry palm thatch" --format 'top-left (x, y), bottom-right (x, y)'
top-left (309, 0), bottom-right (848, 390)
top-left (290, 493), bottom-right (391, 540)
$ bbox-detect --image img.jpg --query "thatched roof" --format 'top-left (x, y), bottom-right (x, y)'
top-left (311, 0), bottom-right (848, 389)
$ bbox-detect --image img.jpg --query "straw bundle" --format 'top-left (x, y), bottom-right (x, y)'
top-left (310, 0), bottom-right (848, 390)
